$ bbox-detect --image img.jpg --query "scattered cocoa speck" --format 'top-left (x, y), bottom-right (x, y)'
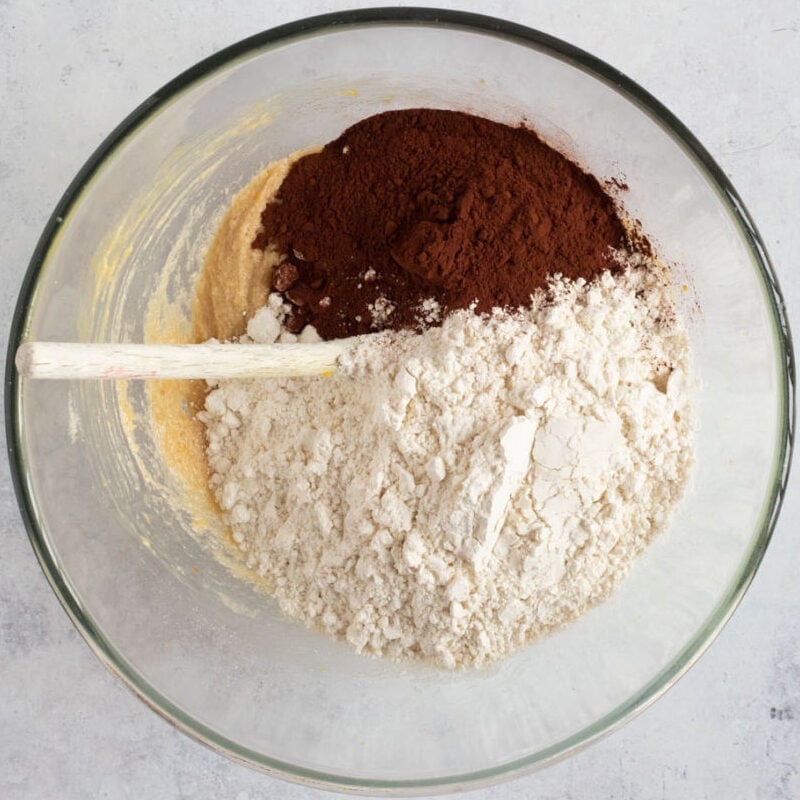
top-left (272, 262), bottom-right (300, 292)
top-left (284, 309), bottom-right (309, 333)
top-left (285, 287), bottom-right (309, 306)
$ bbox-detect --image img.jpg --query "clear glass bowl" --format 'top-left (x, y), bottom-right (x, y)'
top-left (6, 8), bottom-right (795, 794)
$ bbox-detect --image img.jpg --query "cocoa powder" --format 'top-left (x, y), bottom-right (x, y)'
top-left (254, 109), bottom-right (645, 339)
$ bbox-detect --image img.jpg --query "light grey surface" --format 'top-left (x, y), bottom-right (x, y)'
top-left (1, 1), bottom-right (797, 798)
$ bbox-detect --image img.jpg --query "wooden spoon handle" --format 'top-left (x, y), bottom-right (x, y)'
top-left (15, 340), bottom-right (353, 381)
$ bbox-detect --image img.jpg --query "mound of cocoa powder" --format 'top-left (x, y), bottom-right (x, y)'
top-left (253, 108), bottom-right (646, 339)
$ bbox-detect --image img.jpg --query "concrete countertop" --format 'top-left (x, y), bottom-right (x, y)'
top-left (1, 1), bottom-right (797, 798)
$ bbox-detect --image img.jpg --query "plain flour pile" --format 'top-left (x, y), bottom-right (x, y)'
top-left (199, 265), bottom-right (693, 668)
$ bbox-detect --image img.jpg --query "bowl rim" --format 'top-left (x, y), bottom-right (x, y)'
top-left (5, 6), bottom-right (796, 795)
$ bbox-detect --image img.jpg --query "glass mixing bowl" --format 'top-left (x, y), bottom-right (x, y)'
top-left (6, 8), bottom-right (795, 794)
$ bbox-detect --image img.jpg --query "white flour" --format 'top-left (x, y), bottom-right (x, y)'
top-left (199, 266), bottom-right (693, 668)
